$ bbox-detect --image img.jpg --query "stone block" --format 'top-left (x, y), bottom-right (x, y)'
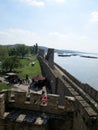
top-left (70, 90), bottom-right (79, 96)
top-left (45, 48), bottom-right (54, 68)
top-left (30, 92), bottom-right (41, 105)
top-left (38, 49), bottom-right (45, 58)
top-left (15, 91), bottom-right (26, 104)
top-left (84, 107), bottom-right (97, 117)
top-left (75, 96), bottom-right (84, 101)
top-left (0, 94), bottom-right (5, 118)
top-left (48, 94), bottom-right (59, 106)
top-left (16, 114), bottom-right (26, 123)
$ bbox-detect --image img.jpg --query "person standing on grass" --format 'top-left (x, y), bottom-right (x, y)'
top-left (25, 74), bottom-right (29, 84)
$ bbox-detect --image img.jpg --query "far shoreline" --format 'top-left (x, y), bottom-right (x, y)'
top-left (80, 55), bottom-right (98, 59)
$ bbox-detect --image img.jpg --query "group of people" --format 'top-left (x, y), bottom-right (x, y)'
top-left (26, 74), bottom-right (48, 106)
top-left (28, 75), bottom-right (46, 91)
top-left (25, 75), bottom-right (48, 106)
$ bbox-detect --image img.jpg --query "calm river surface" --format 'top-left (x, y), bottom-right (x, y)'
top-left (54, 53), bottom-right (98, 90)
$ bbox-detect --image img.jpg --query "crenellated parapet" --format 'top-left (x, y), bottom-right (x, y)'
top-left (0, 89), bottom-right (75, 130)
top-left (45, 48), bottom-right (54, 68)
top-left (38, 49), bottom-right (45, 58)
top-left (38, 48), bottom-right (98, 130)
top-left (38, 48), bottom-right (54, 69)
top-left (0, 90), bottom-right (74, 117)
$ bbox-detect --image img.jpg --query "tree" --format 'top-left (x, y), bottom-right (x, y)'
top-left (35, 43), bottom-right (38, 54)
top-left (30, 43), bottom-right (38, 55)
top-left (29, 46), bottom-right (35, 55)
top-left (2, 56), bottom-right (20, 72)
top-left (0, 45), bottom-right (8, 60)
top-left (16, 44), bottom-right (29, 58)
top-left (8, 48), bottom-right (17, 56)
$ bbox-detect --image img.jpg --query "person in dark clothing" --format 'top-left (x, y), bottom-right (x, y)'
top-left (25, 74), bottom-right (29, 84)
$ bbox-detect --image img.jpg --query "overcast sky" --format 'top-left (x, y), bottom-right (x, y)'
top-left (0, 0), bottom-right (98, 53)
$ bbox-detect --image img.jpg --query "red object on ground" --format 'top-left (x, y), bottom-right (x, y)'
top-left (41, 96), bottom-right (48, 105)
top-left (32, 75), bottom-right (45, 81)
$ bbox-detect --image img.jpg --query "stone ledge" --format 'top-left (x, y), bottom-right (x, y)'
top-left (16, 114), bottom-right (26, 122)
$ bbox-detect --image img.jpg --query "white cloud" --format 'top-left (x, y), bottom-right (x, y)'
top-left (0, 31), bottom-right (9, 36)
top-left (47, 31), bottom-right (96, 52)
top-left (49, 32), bottom-right (60, 36)
top-left (90, 11), bottom-right (98, 23)
top-left (85, 11), bottom-right (98, 37)
top-left (49, 32), bottom-right (68, 38)
top-left (20, 0), bottom-right (66, 7)
top-left (46, 0), bottom-right (65, 4)
top-left (21, 0), bottom-right (45, 7)
top-left (0, 29), bottom-right (98, 53)
top-left (49, 32), bottom-right (88, 40)
top-left (0, 28), bottom-right (38, 45)
top-left (54, 0), bottom-right (65, 3)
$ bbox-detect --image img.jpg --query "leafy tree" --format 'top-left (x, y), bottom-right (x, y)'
top-left (29, 46), bottom-right (34, 55)
top-left (2, 56), bottom-right (20, 72)
top-left (0, 45), bottom-right (8, 60)
top-left (16, 44), bottom-right (29, 58)
top-left (30, 43), bottom-right (38, 55)
top-left (8, 48), bottom-right (17, 56)
top-left (2, 57), bottom-right (9, 71)
top-left (35, 43), bottom-right (38, 54)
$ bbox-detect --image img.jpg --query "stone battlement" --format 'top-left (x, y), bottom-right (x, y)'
top-left (0, 90), bottom-right (74, 130)
top-left (0, 90), bottom-right (74, 117)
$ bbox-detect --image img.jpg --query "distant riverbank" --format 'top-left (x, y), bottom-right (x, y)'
top-left (58, 53), bottom-right (98, 59)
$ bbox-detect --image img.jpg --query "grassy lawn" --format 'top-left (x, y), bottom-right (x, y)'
top-left (0, 82), bottom-right (13, 90)
top-left (15, 55), bottom-right (42, 79)
top-left (0, 55), bottom-right (42, 90)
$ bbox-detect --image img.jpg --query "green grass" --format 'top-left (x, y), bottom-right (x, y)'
top-left (0, 82), bottom-right (13, 90)
top-left (0, 56), bottom-right (42, 90)
top-left (15, 56), bottom-right (42, 79)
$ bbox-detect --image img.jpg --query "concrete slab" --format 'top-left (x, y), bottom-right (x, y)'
top-left (34, 117), bottom-right (43, 125)
top-left (79, 100), bottom-right (90, 107)
top-left (75, 96), bottom-right (84, 101)
top-left (85, 107), bottom-right (97, 117)
top-left (16, 114), bottom-right (26, 122)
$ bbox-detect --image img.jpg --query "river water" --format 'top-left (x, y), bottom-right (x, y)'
top-left (54, 53), bottom-right (98, 90)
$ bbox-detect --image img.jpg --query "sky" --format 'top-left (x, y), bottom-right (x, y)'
top-left (0, 0), bottom-right (98, 53)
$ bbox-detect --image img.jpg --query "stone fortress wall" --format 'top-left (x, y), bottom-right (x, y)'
top-left (38, 48), bottom-right (98, 130)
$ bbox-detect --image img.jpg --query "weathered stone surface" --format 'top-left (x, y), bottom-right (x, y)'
top-left (15, 91), bottom-right (26, 104)
top-left (3, 112), bottom-right (9, 118)
top-left (16, 114), bottom-right (26, 122)
top-left (30, 92), bottom-right (41, 105)
top-left (45, 48), bottom-right (54, 68)
top-left (84, 107), bottom-right (97, 117)
top-left (70, 90), bottom-right (79, 96)
top-left (34, 117), bottom-right (43, 125)
top-left (38, 49), bottom-right (45, 58)
top-left (68, 87), bottom-right (75, 91)
top-left (75, 96), bottom-right (84, 101)
top-left (0, 94), bottom-right (5, 118)
top-left (79, 100), bottom-right (90, 107)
